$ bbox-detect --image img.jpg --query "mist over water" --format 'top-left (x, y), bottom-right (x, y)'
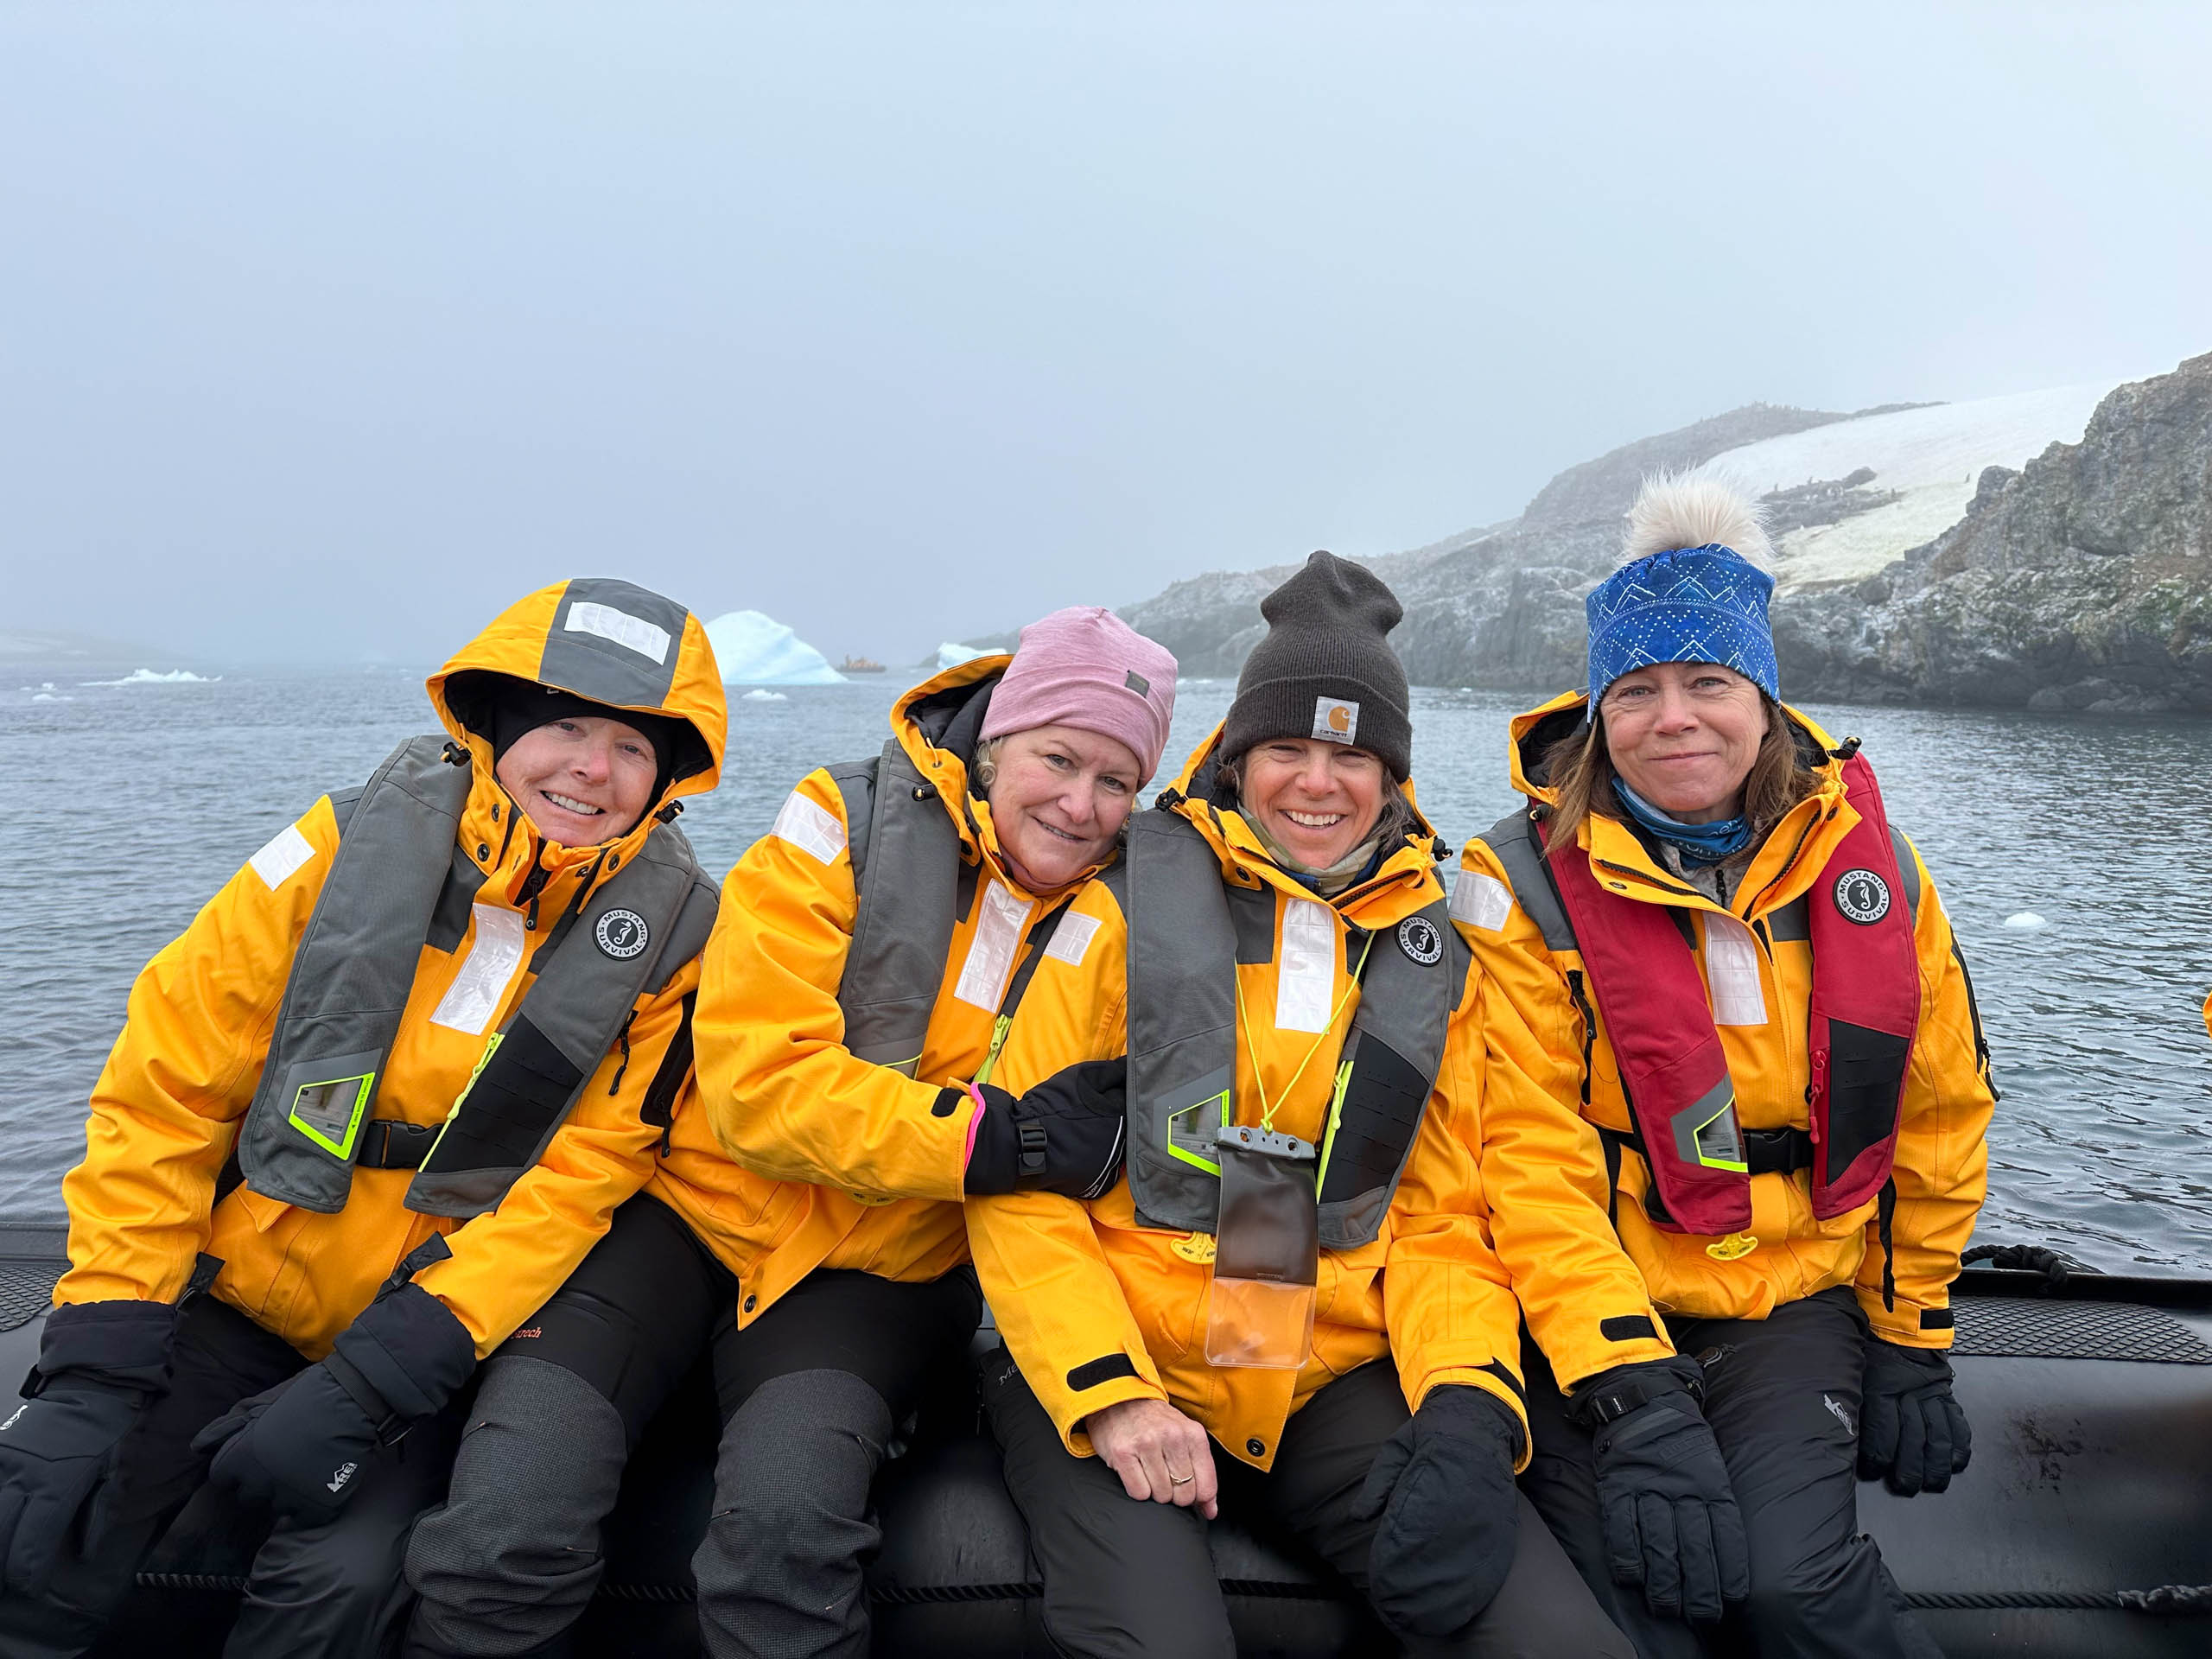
top-left (5, 670), bottom-right (2207, 1272)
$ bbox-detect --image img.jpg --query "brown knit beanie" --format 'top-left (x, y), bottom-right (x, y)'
top-left (1221, 551), bottom-right (1412, 779)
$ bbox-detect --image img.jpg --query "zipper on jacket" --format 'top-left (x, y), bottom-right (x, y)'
top-left (1745, 805), bottom-right (1825, 919)
top-left (1592, 857), bottom-right (1703, 905)
top-left (518, 861), bottom-right (550, 930)
top-left (493, 798), bottom-right (521, 871)
top-left (1950, 938), bottom-right (1999, 1100)
top-left (1805, 1048), bottom-right (1828, 1141)
top-left (607, 1008), bottom-right (636, 1095)
top-left (1563, 969), bottom-right (1597, 1107)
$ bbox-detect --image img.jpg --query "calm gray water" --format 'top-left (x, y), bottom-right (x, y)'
top-left (5, 668), bottom-right (2209, 1272)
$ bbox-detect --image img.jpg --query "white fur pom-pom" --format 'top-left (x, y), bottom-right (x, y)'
top-left (1621, 472), bottom-right (1773, 569)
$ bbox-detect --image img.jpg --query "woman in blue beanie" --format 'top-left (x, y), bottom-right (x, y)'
top-left (1453, 476), bottom-right (1998, 1656)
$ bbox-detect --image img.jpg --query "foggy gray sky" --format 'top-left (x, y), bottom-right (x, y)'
top-left (4, 3), bottom-right (2209, 669)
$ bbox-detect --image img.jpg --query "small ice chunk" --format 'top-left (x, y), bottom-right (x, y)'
top-left (80, 668), bottom-right (218, 686)
top-left (741, 689), bottom-right (788, 702)
top-left (2002, 912), bottom-right (2047, 931)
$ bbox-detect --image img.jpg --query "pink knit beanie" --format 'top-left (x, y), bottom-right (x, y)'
top-left (979, 607), bottom-right (1179, 780)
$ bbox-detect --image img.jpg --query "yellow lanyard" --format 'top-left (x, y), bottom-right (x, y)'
top-left (1234, 934), bottom-right (1375, 1134)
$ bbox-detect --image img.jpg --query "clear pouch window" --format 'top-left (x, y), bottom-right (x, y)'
top-left (1204, 1125), bottom-right (1319, 1370)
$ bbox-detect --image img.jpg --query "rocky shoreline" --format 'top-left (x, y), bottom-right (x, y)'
top-left (1097, 354), bottom-right (2211, 712)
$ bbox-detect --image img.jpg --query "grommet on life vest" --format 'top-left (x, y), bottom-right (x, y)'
top-left (1246, 1438), bottom-right (1265, 1457)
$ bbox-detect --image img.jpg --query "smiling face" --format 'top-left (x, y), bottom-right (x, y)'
top-left (1237, 738), bottom-right (1386, 870)
top-left (1599, 660), bottom-right (1768, 823)
top-left (983, 724), bottom-right (1143, 893)
top-left (494, 715), bottom-right (660, 845)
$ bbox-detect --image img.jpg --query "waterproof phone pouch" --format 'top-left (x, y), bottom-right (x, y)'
top-left (1204, 1125), bottom-right (1319, 1370)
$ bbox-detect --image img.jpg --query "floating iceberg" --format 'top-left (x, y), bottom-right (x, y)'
top-left (937, 642), bottom-right (994, 671)
top-left (80, 668), bottom-right (219, 686)
top-left (2003, 912), bottom-right (2048, 931)
top-left (741, 689), bottom-right (788, 702)
top-left (702, 612), bottom-right (847, 686)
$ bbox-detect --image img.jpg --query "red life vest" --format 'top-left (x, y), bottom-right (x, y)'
top-left (1542, 753), bottom-right (1920, 1236)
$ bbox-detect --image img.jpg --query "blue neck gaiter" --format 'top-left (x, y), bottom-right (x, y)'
top-left (1611, 779), bottom-right (1753, 866)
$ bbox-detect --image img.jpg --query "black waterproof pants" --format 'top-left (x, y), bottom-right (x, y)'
top-left (0, 1291), bottom-right (460, 1659)
top-left (403, 1192), bottom-right (981, 1659)
top-left (982, 1346), bottom-right (1636, 1659)
top-left (1519, 1286), bottom-right (1944, 1659)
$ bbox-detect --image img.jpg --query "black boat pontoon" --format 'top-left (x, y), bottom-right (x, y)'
top-left (3, 1224), bottom-right (2205, 1657)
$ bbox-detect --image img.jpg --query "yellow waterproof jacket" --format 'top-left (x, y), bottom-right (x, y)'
top-left (663, 657), bottom-right (1099, 1325)
top-left (57, 582), bottom-right (727, 1358)
top-left (966, 730), bottom-right (1672, 1473)
top-left (1459, 692), bottom-right (1996, 1349)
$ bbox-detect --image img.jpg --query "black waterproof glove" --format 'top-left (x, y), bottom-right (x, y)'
top-left (1354, 1384), bottom-right (1523, 1637)
top-left (1572, 1356), bottom-right (1750, 1622)
top-left (1857, 1338), bottom-right (1970, 1496)
top-left (0, 1299), bottom-right (176, 1597)
top-left (195, 1282), bottom-right (474, 1522)
top-left (962, 1058), bottom-right (1128, 1200)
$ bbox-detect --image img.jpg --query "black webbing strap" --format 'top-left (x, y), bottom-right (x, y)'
top-left (354, 1120), bottom-right (442, 1170)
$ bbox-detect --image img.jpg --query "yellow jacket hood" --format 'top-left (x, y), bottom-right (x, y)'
top-left (426, 577), bottom-right (728, 821)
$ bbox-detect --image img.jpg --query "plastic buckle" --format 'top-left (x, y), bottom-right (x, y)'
top-left (1016, 1122), bottom-right (1049, 1181)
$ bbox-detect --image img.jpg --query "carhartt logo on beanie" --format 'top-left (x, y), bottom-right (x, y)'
top-left (1222, 551), bottom-right (1412, 780)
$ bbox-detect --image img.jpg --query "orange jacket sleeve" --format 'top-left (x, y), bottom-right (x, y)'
top-left (1452, 849), bottom-right (1676, 1390)
top-left (1854, 842), bottom-right (1996, 1349)
top-left (1377, 1013), bottom-right (1535, 1458)
top-left (696, 770), bottom-right (974, 1205)
top-left (57, 800), bottom-right (340, 1308)
top-left (963, 888), bottom-right (1166, 1452)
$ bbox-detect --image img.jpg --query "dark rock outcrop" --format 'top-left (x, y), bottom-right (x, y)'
top-left (1777, 354), bottom-right (2212, 711)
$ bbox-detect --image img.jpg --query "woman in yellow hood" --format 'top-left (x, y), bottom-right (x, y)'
top-left (0, 579), bottom-right (725, 1659)
top-left (965, 554), bottom-right (1688, 1657)
top-left (1459, 478), bottom-right (1993, 1656)
top-left (403, 607), bottom-right (1179, 1659)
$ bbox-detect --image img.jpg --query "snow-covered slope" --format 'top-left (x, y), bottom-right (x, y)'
top-left (702, 611), bottom-right (847, 685)
top-left (1703, 385), bottom-right (2115, 589)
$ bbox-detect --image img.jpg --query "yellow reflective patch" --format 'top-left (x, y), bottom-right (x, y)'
top-left (1705, 1231), bottom-right (1759, 1262)
top-left (288, 1071), bottom-right (375, 1160)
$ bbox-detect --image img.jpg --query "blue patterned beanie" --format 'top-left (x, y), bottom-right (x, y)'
top-left (1585, 472), bottom-right (1784, 719)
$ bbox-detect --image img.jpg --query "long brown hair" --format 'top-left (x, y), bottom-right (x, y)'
top-left (1539, 694), bottom-right (1814, 858)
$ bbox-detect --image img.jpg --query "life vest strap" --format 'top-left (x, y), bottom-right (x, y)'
top-left (354, 1120), bottom-right (441, 1171)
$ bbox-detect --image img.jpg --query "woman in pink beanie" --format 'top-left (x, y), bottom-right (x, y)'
top-left (976, 605), bottom-right (1179, 893)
